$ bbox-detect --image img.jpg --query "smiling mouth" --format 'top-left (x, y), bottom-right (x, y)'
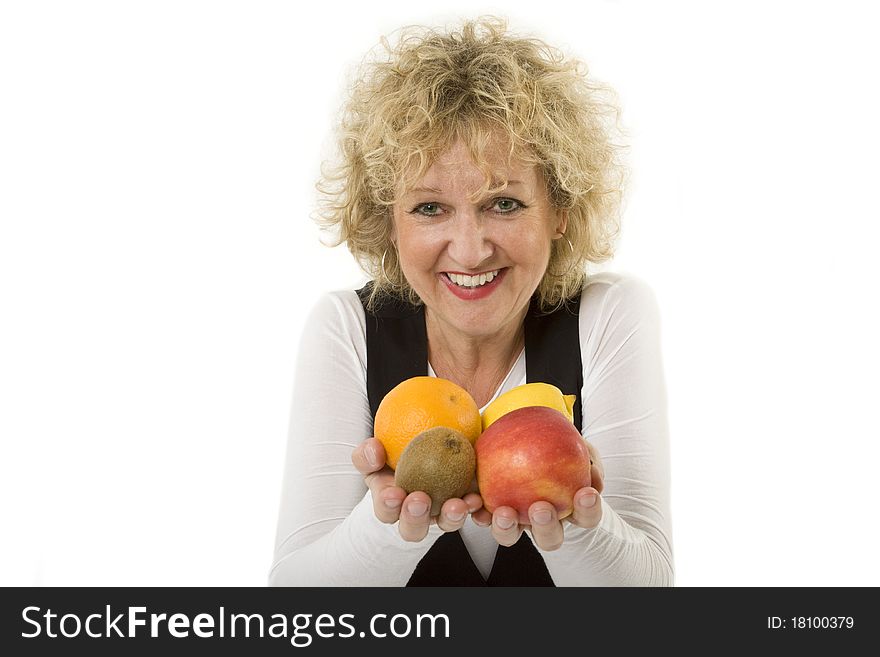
top-left (442, 268), bottom-right (503, 288)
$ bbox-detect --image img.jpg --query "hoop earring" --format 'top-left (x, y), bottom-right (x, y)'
top-left (380, 248), bottom-right (391, 281)
top-left (547, 235), bottom-right (578, 278)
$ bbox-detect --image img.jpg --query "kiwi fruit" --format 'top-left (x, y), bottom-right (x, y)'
top-left (394, 426), bottom-right (476, 517)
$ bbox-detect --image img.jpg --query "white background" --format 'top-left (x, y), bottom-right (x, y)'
top-left (2, 0), bottom-right (878, 586)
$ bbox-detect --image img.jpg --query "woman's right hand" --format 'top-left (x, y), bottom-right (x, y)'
top-left (351, 437), bottom-right (479, 542)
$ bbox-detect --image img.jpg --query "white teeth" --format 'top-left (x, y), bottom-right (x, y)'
top-left (446, 269), bottom-right (500, 288)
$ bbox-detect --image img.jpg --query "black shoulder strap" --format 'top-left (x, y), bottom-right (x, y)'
top-left (357, 283), bottom-right (429, 418)
top-left (356, 282), bottom-right (583, 587)
top-left (523, 295), bottom-right (584, 431)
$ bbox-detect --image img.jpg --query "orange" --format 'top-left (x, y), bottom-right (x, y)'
top-left (374, 376), bottom-right (482, 470)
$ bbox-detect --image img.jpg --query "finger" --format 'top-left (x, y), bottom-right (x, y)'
top-left (366, 471), bottom-right (407, 524)
top-left (584, 441), bottom-right (605, 494)
top-left (590, 463), bottom-right (604, 495)
top-left (491, 507), bottom-right (523, 547)
top-left (351, 437), bottom-right (387, 475)
top-left (470, 508), bottom-right (492, 527)
top-left (398, 492), bottom-right (432, 542)
top-left (436, 498), bottom-right (469, 532)
top-left (569, 487), bottom-right (602, 529)
top-left (462, 492), bottom-right (483, 514)
top-left (527, 501), bottom-right (564, 551)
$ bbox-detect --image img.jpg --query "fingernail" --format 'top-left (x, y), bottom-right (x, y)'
top-left (496, 516), bottom-right (516, 530)
top-left (447, 511), bottom-right (465, 522)
top-left (578, 493), bottom-right (597, 508)
top-left (364, 445), bottom-right (378, 468)
top-left (384, 498), bottom-right (402, 510)
top-left (407, 501), bottom-right (428, 517)
top-left (532, 509), bottom-right (552, 525)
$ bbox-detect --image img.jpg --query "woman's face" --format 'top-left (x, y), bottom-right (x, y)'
top-left (391, 139), bottom-right (567, 342)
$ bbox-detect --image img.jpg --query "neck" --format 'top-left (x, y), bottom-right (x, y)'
top-left (425, 308), bottom-right (527, 407)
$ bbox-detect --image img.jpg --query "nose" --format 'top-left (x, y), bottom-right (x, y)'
top-left (446, 209), bottom-right (494, 270)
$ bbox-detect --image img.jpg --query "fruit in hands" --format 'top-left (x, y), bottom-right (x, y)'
top-left (374, 376), bottom-right (481, 470)
top-left (475, 405), bottom-right (591, 524)
top-left (481, 382), bottom-right (577, 431)
top-left (394, 427), bottom-right (476, 517)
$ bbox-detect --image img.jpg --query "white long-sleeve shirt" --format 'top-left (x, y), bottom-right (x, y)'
top-left (269, 271), bottom-right (674, 586)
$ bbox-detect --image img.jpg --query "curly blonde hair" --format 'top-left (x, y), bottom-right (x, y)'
top-left (315, 16), bottom-right (626, 312)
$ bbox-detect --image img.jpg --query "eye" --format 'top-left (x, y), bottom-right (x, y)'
top-left (490, 198), bottom-right (525, 214)
top-left (409, 202), bottom-right (442, 217)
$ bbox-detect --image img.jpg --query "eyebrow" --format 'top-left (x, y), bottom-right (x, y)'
top-left (409, 180), bottom-right (525, 194)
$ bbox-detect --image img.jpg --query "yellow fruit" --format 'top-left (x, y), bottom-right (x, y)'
top-left (481, 382), bottom-right (577, 431)
top-left (374, 376), bottom-right (482, 470)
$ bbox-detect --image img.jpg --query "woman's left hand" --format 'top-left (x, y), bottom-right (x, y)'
top-left (472, 439), bottom-right (605, 551)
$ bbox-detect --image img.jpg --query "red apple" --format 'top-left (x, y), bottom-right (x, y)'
top-left (476, 405), bottom-right (592, 524)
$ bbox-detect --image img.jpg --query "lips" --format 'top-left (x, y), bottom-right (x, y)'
top-left (439, 267), bottom-right (507, 300)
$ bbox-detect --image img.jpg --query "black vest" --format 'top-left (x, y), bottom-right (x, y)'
top-left (356, 282), bottom-right (583, 586)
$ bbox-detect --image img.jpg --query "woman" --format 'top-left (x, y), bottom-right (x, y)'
top-left (270, 17), bottom-right (673, 586)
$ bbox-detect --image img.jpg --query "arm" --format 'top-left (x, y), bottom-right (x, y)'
top-left (539, 274), bottom-right (674, 586)
top-left (268, 292), bottom-right (441, 586)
